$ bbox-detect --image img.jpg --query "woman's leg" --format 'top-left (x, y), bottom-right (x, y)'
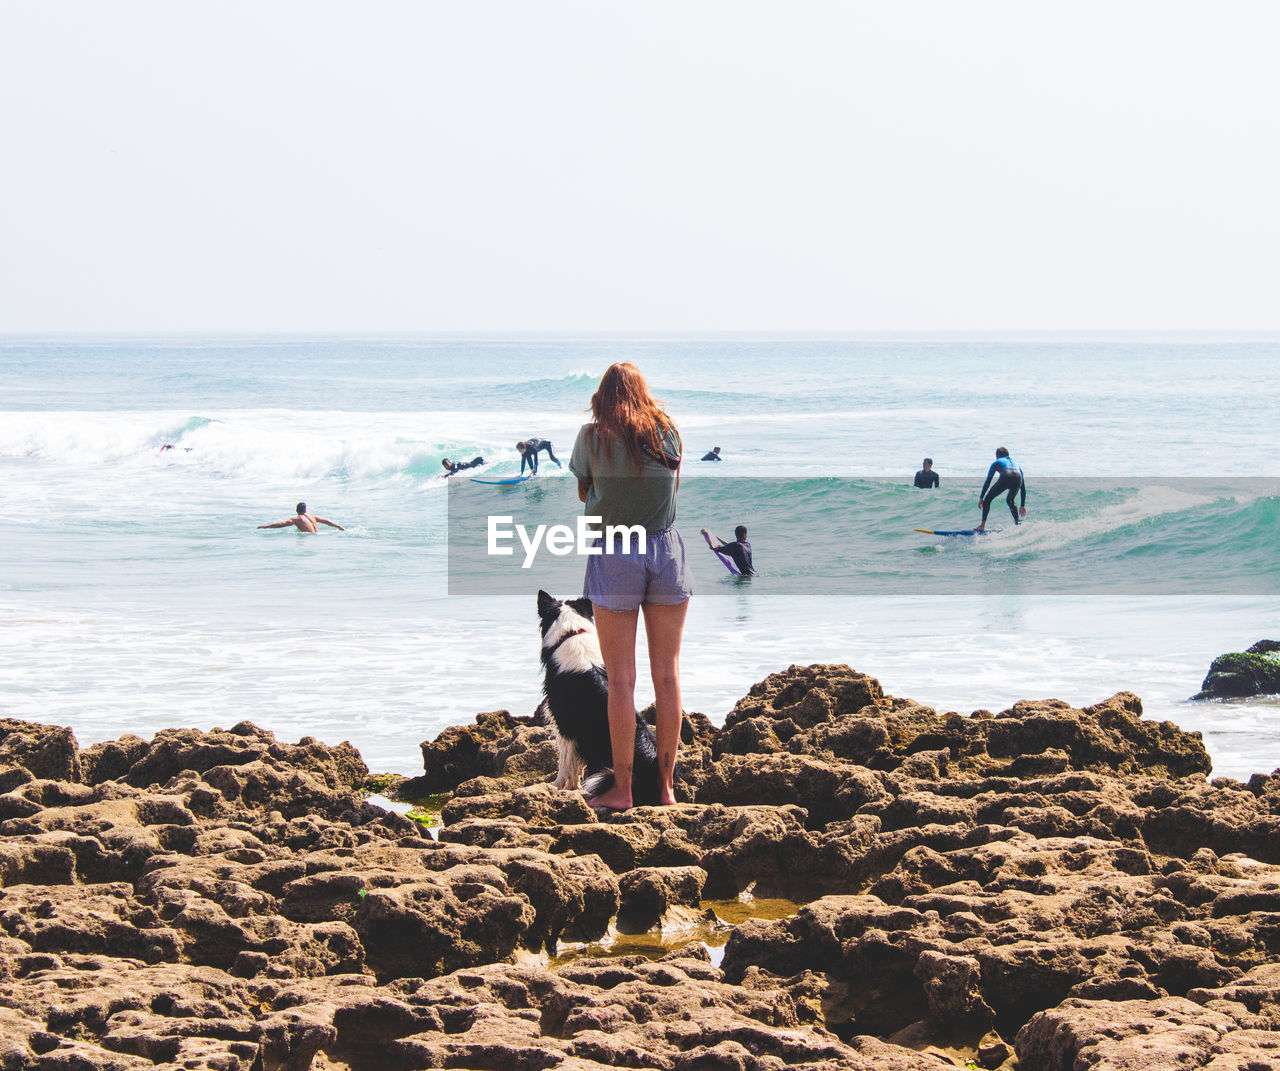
top-left (641, 599), bottom-right (689, 805)
top-left (588, 604), bottom-right (639, 809)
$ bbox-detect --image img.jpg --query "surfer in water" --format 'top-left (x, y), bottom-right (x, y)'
top-left (701, 447), bottom-right (722, 462)
top-left (977, 448), bottom-right (1026, 531)
top-left (517, 438), bottom-right (561, 475)
top-left (702, 526), bottom-right (754, 576)
top-left (914, 458), bottom-right (939, 488)
top-left (441, 456), bottom-right (485, 476)
top-left (258, 503), bottom-right (345, 533)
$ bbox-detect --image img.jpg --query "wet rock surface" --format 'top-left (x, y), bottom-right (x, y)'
top-left (2, 665), bottom-right (1279, 1069)
top-left (1193, 639), bottom-right (1280, 699)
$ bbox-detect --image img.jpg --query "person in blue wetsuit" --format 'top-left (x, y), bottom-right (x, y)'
top-left (977, 447), bottom-right (1027, 531)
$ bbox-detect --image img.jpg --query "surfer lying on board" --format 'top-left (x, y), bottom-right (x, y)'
top-left (257, 503), bottom-right (344, 533)
top-left (701, 526), bottom-right (754, 575)
top-left (977, 448), bottom-right (1026, 531)
top-left (441, 456), bottom-right (485, 476)
top-left (517, 438), bottom-right (561, 475)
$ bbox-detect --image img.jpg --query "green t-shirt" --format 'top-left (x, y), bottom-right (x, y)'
top-left (569, 423), bottom-right (682, 533)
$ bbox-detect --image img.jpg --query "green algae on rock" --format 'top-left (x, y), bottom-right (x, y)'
top-left (1193, 639), bottom-right (1280, 699)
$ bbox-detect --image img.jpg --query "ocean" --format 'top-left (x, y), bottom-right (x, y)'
top-left (2, 334), bottom-right (1278, 780)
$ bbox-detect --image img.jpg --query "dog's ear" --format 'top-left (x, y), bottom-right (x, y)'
top-left (569, 596), bottom-right (594, 620)
top-left (537, 590), bottom-right (558, 617)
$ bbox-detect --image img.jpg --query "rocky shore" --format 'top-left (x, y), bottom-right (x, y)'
top-left (3, 664), bottom-right (1280, 1069)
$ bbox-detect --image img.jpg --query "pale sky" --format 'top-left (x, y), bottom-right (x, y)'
top-left (2, 1), bottom-right (1278, 332)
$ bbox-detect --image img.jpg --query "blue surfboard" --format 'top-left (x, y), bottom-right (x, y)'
top-left (913, 527), bottom-right (1000, 536)
top-left (470, 475), bottom-right (533, 485)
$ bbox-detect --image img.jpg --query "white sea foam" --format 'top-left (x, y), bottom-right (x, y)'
top-left (0, 408), bottom-right (587, 489)
top-left (967, 484), bottom-right (1213, 559)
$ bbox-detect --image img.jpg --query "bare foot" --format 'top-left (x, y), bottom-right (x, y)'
top-left (657, 786), bottom-right (677, 806)
top-left (585, 787), bottom-right (632, 811)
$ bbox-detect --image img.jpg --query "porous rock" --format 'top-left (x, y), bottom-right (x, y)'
top-left (3, 664), bottom-right (1280, 1069)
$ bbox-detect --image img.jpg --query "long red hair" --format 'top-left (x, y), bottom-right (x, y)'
top-left (587, 363), bottom-right (679, 470)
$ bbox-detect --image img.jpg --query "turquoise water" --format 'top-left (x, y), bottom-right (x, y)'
top-left (448, 477), bottom-right (1280, 599)
top-left (2, 334), bottom-right (1278, 779)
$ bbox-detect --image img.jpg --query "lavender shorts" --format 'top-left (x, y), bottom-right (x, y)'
top-left (583, 525), bottom-right (694, 612)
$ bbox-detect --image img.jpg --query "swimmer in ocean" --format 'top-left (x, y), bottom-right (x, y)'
top-left (258, 502), bottom-right (345, 533)
top-left (977, 448), bottom-right (1026, 531)
top-left (914, 458), bottom-right (939, 488)
top-left (701, 447), bottom-right (722, 462)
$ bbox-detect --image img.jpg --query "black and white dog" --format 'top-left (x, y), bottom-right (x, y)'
top-left (535, 589), bottom-right (665, 805)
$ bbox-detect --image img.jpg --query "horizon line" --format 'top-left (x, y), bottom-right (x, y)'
top-left (4, 328), bottom-right (1280, 340)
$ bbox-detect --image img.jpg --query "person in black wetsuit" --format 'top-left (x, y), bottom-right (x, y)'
top-left (701, 447), bottom-right (722, 462)
top-left (441, 456), bottom-right (485, 476)
top-left (517, 438), bottom-right (561, 475)
top-left (702, 525), bottom-right (754, 576)
top-left (977, 447), bottom-right (1027, 531)
top-left (913, 458), bottom-right (939, 488)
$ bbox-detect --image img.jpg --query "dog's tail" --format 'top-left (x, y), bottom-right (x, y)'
top-left (581, 770), bottom-right (614, 799)
top-left (581, 767), bottom-right (678, 806)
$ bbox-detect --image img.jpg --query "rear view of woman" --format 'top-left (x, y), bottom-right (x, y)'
top-left (569, 363), bottom-right (691, 809)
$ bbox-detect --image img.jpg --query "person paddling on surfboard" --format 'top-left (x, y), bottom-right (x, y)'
top-left (441, 456), bottom-right (485, 476)
top-left (977, 447), bottom-right (1027, 531)
top-left (257, 502), bottom-right (344, 533)
top-left (516, 438), bottom-right (561, 475)
top-left (701, 525), bottom-right (754, 575)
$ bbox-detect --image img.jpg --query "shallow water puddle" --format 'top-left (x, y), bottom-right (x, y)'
top-left (364, 792), bottom-right (446, 839)
top-left (542, 891), bottom-right (802, 969)
top-left (362, 791), bottom-right (804, 963)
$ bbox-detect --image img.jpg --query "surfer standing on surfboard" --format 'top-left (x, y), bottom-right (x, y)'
top-left (977, 448), bottom-right (1027, 531)
top-left (516, 438), bottom-right (562, 475)
top-left (702, 526), bottom-right (754, 575)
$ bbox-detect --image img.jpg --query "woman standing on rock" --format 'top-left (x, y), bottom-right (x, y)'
top-left (569, 363), bottom-right (691, 810)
